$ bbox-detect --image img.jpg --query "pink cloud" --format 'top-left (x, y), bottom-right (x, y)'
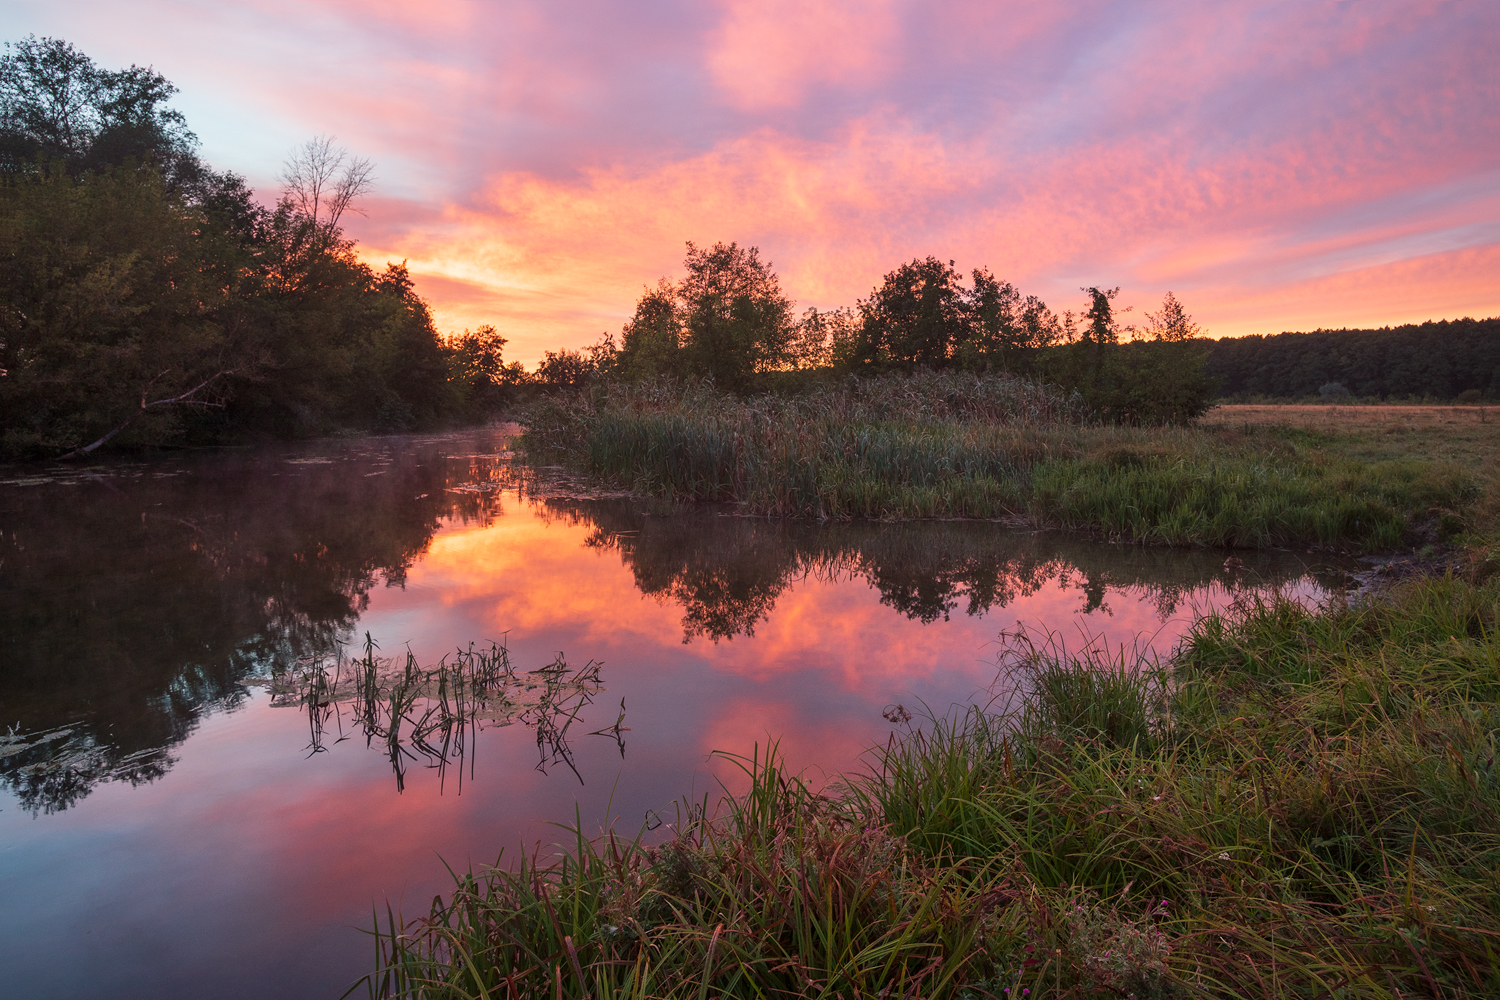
top-left (707, 0), bottom-right (900, 109)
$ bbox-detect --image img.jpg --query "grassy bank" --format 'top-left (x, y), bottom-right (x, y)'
top-left (520, 376), bottom-right (1479, 550)
top-left (356, 570), bottom-right (1500, 998)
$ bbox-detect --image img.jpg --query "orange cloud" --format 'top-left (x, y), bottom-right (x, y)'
top-left (364, 108), bottom-right (1500, 363)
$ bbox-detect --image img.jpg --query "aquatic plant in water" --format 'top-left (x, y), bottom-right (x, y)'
top-left (272, 634), bottom-right (615, 791)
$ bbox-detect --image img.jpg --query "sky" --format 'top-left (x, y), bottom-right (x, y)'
top-left (7, 0), bottom-right (1500, 364)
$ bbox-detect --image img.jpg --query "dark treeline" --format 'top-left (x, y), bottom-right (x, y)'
top-left (549, 245), bottom-right (1219, 425)
top-left (0, 36), bottom-right (1220, 463)
top-left (0, 36), bottom-right (525, 461)
top-left (1204, 317), bottom-right (1500, 401)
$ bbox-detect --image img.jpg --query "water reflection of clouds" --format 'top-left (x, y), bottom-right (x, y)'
top-left (0, 433), bottom-right (1349, 1000)
top-left (370, 492), bottom-right (1339, 788)
top-left (1, 433), bottom-right (1345, 817)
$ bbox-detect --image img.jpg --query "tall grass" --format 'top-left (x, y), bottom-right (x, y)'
top-left (356, 572), bottom-right (1500, 998)
top-left (521, 375), bottom-right (1476, 549)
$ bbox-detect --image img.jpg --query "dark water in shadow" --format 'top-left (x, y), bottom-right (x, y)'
top-left (0, 430), bottom-right (1349, 999)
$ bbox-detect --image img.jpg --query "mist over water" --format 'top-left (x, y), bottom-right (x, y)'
top-left (0, 430), bottom-right (1346, 999)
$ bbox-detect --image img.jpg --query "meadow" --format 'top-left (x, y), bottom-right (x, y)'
top-left (520, 377), bottom-right (1484, 551)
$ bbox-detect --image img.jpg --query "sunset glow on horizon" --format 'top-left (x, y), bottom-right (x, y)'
top-left (9, 0), bottom-right (1499, 364)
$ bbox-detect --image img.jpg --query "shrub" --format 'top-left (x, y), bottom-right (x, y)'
top-left (1318, 381), bottom-right (1351, 401)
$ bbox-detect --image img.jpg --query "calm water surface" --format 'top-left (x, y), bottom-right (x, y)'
top-left (0, 430), bottom-right (1349, 999)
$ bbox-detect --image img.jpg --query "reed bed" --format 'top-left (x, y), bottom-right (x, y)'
top-left (354, 572), bottom-right (1500, 999)
top-left (520, 375), bottom-right (1476, 549)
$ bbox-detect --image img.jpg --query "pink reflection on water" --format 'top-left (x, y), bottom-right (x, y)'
top-left (351, 499), bottom-right (1325, 790)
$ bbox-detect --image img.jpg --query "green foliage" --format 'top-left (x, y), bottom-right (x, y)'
top-left (679, 241), bottom-right (796, 390)
top-left (0, 35), bottom-right (195, 178)
top-left (0, 36), bottom-right (483, 457)
top-left (617, 278), bottom-right (684, 381)
top-left (846, 258), bottom-right (1063, 374)
top-left (1031, 292), bottom-right (1215, 425)
top-left (956, 267), bottom-right (1060, 372)
top-left (0, 164), bottom-right (242, 455)
top-left (854, 256), bottom-right (970, 369)
top-left (445, 325), bottom-right (528, 419)
top-left (1142, 291), bottom-right (1200, 342)
top-left (832, 270), bottom-right (1210, 424)
top-left (0, 160), bottom-right (456, 456)
top-left (614, 243), bottom-right (796, 390)
top-left (223, 206), bottom-right (451, 437)
top-left (523, 376), bottom-right (1468, 548)
top-left (1041, 338), bottom-right (1218, 425)
top-left (534, 332), bottom-right (619, 389)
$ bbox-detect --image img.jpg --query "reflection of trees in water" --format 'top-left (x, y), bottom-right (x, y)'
top-left (1, 435), bottom-right (1347, 813)
top-left (0, 435), bottom-right (518, 814)
top-left (538, 500), bottom-right (1345, 643)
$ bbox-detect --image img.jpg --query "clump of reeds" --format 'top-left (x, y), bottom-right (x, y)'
top-left (354, 573), bottom-right (1500, 999)
top-left (277, 635), bottom-right (607, 791)
top-left (520, 375), bottom-right (1476, 549)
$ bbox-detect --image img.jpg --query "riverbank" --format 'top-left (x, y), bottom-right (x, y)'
top-left (520, 377), bottom-right (1481, 551)
top-left (358, 567), bottom-right (1500, 998)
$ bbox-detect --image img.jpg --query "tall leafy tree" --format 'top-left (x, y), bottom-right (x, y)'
top-left (854, 257), bottom-right (967, 370)
top-left (677, 241), bottom-right (795, 390)
top-left (956, 267), bottom-right (1063, 370)
top-left (616, 278), bottom-right (683, 381)
top-left (0, 35), bottom-right (197, 181)
top-left (614, 243), bottom-right (795, 390)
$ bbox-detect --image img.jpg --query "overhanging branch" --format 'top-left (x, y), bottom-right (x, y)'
top-left (58, 369), bottom-right (235, 460)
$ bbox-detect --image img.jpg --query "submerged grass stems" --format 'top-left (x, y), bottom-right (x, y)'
top-left (281, 637), bottom-right (608, 792)
top-left (520, 374), bottom-right (1478, 549)
top-left (356, 572), bottom-right (1500, 999)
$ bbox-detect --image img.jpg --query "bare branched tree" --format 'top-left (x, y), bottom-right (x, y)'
top-left (278, 134), bottom-right (373, 226)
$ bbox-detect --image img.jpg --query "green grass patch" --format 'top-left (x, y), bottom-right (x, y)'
top-left (354, 573), bottom-right (1500, 998)
top-left (520, 376), bottom-right (1479, 550)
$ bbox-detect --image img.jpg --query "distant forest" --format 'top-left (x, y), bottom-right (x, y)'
top-left (1205, 318), bottom-right (1500, 401)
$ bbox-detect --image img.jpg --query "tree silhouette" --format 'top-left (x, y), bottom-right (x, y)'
top-left (278, 134), bottom-right (373, 227)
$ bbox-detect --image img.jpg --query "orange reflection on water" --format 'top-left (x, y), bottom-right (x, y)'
top-left (358, 497), bottom-right (1314, 786)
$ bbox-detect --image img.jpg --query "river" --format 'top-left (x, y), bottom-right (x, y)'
top-left (0, 428), bottom-right (1347, 999)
